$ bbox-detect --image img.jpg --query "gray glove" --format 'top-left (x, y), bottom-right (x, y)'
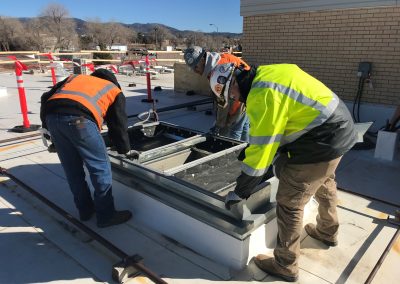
top-left (224, 191), bottom-right (243, 210)
top-left (47, 143), bottom-right (57, 153)
top-left (124, 150), bottom-right (140, 160)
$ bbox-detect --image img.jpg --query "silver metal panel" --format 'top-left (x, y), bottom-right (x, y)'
top-left (240, 0), bottom-right (397, 16)
top-left (138, 135), bottom-right (206, 163)
top-left (106, 122), bottom-right (276, 239)
top-left (164, 143), bottom-right (246, 176)
top-left (111, 161), bottom-right (275, 239)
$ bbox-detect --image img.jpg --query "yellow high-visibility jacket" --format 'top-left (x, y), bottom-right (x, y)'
top-left (235, 64), bottom-right (356, 197)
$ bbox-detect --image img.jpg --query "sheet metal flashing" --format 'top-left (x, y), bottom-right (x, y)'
top-left (106, 122), bottom-right (276, 240)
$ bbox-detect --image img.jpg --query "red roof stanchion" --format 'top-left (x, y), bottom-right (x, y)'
top-left (8, 56), bottom-right (40, 133)
top-left (141, 55), bottom-right (157, 103)
top-left (43, 53), bottom-right (57, 85)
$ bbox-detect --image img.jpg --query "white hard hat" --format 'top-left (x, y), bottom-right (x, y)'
top-left (184, 46), bottom-right (206, 69)
top-left (209, 63), bottom-right (235, 107)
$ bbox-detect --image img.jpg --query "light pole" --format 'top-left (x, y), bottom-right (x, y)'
top-left (154, 27), bottom-right (158, 50)
top-left (209, 23), bottom-right (218, 33)
top-left (209, 24), bottom-right (219, 50)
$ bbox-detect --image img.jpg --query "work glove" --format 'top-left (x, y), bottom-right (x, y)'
top-left (47, 143), bottom-right (57, 153)
top-left (40, 128), bottom-right (51, 146)
top-left (109, 149), bottom-right (137, 160)
top-left (209, 126), bottom-right (220, 136)
top-left (224, 191), bottom-right (243, 210)
top-left (124, 150), bottom-right (140, 160)
top-left (39, 128), bottom-right (56, 153)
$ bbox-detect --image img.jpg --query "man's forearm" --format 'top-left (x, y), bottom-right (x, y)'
top-left (234, 172), bottom-right (263, 199)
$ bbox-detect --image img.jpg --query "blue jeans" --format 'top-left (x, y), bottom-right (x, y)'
top-left (226, 114), bottom-right (250, 142)
top-left (46, 114), bottom-right (115, 222)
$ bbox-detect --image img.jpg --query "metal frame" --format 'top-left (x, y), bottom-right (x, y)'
top-left (138, 134), bottom-right (206, 163)
top-left (108, 122), bottom-right (276, 239)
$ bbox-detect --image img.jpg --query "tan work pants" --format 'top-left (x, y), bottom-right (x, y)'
top-left (273, 156), bottom-right (342, 274)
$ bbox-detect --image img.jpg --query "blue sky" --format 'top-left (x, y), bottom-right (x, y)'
top-left (1, 0), bottom-right (243, 33)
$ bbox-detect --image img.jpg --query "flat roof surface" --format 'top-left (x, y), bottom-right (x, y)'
top-left (0, 70), bottom-right (399, 283)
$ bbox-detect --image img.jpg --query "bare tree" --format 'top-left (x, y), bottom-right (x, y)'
top-left (25, 18), bottom-right (46, 51)
top-left (84, 19), bottom-right (105, 49)
top-left (156, 26), bottom-right (171, 49)
top-left (0, 17), bottom-right (27, 51)
top-left (207, 35), bottom-right (221, 51)
top-left (107, 22), bottom-right (136, 46)
top-left (168, 34), bottom-right (179, 48)
top-left (39, 3), bottom-right (77, 50)
top-left (185, 31), bottom-right (207, 48)
top-left (85, 20), bottom-right (136, 50)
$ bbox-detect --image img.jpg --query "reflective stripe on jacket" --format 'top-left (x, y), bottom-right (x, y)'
top-left (242, 64), bottom-right (339, 177)
top-left (48, 75), bottom-right (122, 129)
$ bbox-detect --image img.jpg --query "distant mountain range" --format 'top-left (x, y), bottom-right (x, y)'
top-left (18, 17), bottom-right (242, 38)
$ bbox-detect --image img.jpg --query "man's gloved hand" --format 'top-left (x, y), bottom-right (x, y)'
top-left (124, 150), bottom-right (140, 160)
top-left (47, 143), bottom-right (57, 153)
top-left (209, 126), bottom-right (220, 136)
top-left (40, 128), bottom-right (51, 147)
top-left (225, 191), bottom-right (243, 210)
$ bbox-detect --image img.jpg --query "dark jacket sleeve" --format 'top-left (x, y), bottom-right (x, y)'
top-left (104, 92), bottom-right (130, 154)
top-left (234, 172), bottom-right (264, 199)
top-left (40, 78), bottom-right (68, 129)
top-left (234, 145), bottom-right (265, 198)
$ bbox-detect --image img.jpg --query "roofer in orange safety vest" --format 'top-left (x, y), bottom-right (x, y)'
top-left (184, 46), bottom-right (251, 142)
top-left (40, 69), bottom-right (135, 228)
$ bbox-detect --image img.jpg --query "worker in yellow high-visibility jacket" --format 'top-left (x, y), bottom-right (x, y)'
top-left (209, 63), bottom-right (357, 282)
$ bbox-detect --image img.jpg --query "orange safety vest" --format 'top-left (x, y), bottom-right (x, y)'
top-left (218, 53), bottom-right (250, 71)
top-left (48, 74), bottom-right (121, 129)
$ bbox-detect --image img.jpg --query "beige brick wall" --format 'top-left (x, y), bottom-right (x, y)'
top-left (242, 7), bottom-right (400, 106)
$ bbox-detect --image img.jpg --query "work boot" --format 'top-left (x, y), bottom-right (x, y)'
top-left (305, 223), bottom-right (338, 247)
top-left (79, 204), bottom-right (95, 222)
top-left (97, 210), bottom-right (132, 228)
top-left (254, 255), bottom-right (298, 282)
